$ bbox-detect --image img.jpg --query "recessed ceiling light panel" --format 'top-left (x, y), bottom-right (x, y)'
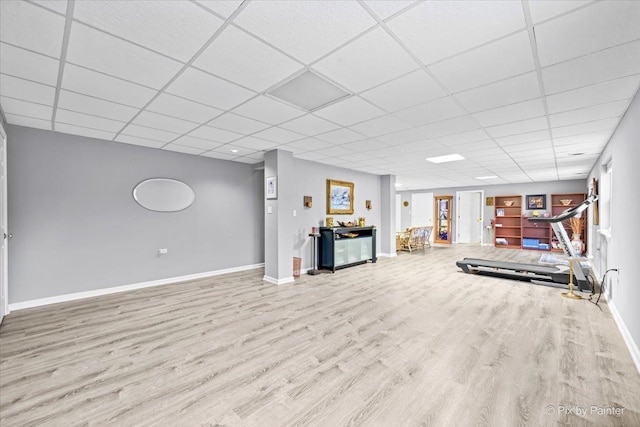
top-left (426, 153), bottom-right (465, 163)
top-left (268, 71), bottom-right (351, 112)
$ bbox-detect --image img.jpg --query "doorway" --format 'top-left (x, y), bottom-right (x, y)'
top-left (456, 190), bottom-right (483, 244)
top-left (1, 124), bottom-right (7, 322)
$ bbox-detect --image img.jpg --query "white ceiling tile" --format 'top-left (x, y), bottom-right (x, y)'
top-left (231, 95), bottom-right (305, 125)
top-left (172, 135), bottom-right (224, 150)
top-left (362, 0), bottom-right (416, 20)
top-left (551, 117), bottom-right (619, 138)
top-left (313, 27), bottom-right (419, 93)
top-left (542, 40), bottom-right (640, 94)
top-left (74, 0), bottom-right (223, 62)
top-left (162, 144), bottom-right (206, 155)
top-left (61, 64), bottom-right (156, 107)
top-left (472, 98), bottom-right (546, 127)
top-left (0, 43), bottom-right (59, 86)
top-left (549, 100), bottom-right (630, 128)
top-left (201, 151), bottom-right (240, 161)
top-left (535, 1), bottom-right (640, 67)
top-left (376, 128), bottom-right (426, 145)
top-left (342, 139), bottom-right (388, 152)
top-left (494, 130), bottom-right (550, 146)
top-left (485, 116), bottom-right (549, 138)
top-left (189, 125), bottom-right (242, 143)
top-left (234, 1), bottom-right (376, 64)
top-left (233, 155), bottom-right (263, 164)
top-left (429, 31), bottom-right (535, 93)
top-left (31, 0), bottom-right (68, 15)
top-left (546, 75), bottom-right (640, 114)
top-left (0, 74), bottom-right (55, 105)
top-left (454, 72), bottom-right (541, 112)
top-left (207, 113), bottom-right (270, 134)
top-left (229, 136), bottom-right (279, 151)
top-left (394, 96), bottom-right (465, 127)
top-left (315, 128), bottom-right (365, 144)
top-left (417, 115), bottom-right (481, 139)
top-left (0, 0), bottom-right (65, 57)
top-left (360, 70), bottom-right (446, 112)
top-left (528, 0), bottom-right (594, 24)
top-left (252, 127), bottom-right (303, 144)
top-left (437, 130), bottom-right (489, 146)
top-left (311, 96), bottom-right (385, 126)
top-left (553, 131), bottom-right (611, 146)
top-left (502, 140), bottom-right (553, 153)
top-left (285, 138), bottom-right (334, 152)
top-left (56, 109), bottom-right (125, 132)
top-left (348, 115), bottom-right (411, 137)
top-left (194, 25), bottom-right (302, 92)
top-left (55, 123), bottom-right (116, 141)
top-left (116, 134), bottom-right (166, 149)
top-left (295, 151), bottom-right (332, 162)
top-left (241, 151), bottom-right (267, 161)
top-left (58, 90), bottom-right (138, 122)
top-left (279, 114), bottom-right (340, 136)
top-left (67, 23), bottom-right (183, 89)
top-left (3, 113), bottom-right (51, 130)
top-left (131, 111), bottom-right (198, 134)
top-left (388, 0), bottom-right (526, 64)
top-left (166, 67), bottom-right (255, 110)
top-left (320, 145), bottom-right (357, 157)
top-left (195, 1), bottom-right (243, 19)
top-left (120, 123), bottom-right (180, 142)
top-left (0, 96), bottom-right (52, 120)
top-left (146, 93), bottom-right (223, 123)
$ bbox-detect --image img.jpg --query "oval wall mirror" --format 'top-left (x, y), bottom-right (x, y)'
top-left (133, 178), bottom-right (195, 212)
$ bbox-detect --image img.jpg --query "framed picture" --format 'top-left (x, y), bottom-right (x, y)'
top-left (526, 194), bottom-right (546, 210)
top-left (486, 197), bottom-right (494, 206)
top-left (326, 179), bottom-right (354, 214)
top-left (265, 176), bottom-right (277, 199)
top-left (496, 208), bottom-right (505, 217)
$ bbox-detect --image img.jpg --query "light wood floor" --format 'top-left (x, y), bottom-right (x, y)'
top-left (1, 244), bottom-right (639, 426)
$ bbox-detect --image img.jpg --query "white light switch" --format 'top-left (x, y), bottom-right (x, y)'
top-left (267, 206), bottom-right (273, 214)
top-left (158, 248), bottom-right (168, 255)
top-left (293, 210), bottom-right (297, 217)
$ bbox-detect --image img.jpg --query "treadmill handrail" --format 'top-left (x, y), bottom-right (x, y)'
top-left (528, 194), bottom-right (598, 223)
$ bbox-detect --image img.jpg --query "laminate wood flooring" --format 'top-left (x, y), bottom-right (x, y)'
top-left (1, 244), bottom-right (639, 426)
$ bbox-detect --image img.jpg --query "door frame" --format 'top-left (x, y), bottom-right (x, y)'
top-left (0, 121), bottom-right (8, 321)
top-left (455, 190), bottom-right (484, 245)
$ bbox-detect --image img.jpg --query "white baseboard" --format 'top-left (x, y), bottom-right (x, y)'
top-left (606, 295), bottom-right (640, 375)
top-left (8, 263), bottom-right (264, 312)
top-left (377, 252), bottom-right (397, 257)
top-left (263, 275), bottom-right (295, 285)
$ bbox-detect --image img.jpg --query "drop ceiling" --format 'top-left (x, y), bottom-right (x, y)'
top-left (1, 0), bottom-right (639, 190)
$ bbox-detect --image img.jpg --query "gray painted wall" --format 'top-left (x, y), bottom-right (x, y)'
top-left (398, 180), bottom-right (586, 241)
top-left (290, 157), bottom-right (382, 271)
top-left (7, 125), bottom-right (264, 303)
top-left (588, 88), bottom-right (640, 364)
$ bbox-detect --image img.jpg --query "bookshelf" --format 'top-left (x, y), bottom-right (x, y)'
top-left (494, 195), bottom-right (522, 249)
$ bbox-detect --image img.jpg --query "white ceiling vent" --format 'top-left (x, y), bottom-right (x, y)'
top-left (268, 71), bottom-right (351, 112)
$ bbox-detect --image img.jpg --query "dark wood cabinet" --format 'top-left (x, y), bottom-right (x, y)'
top-left (434, 195), bottom-right (452, 244)
top-left (318, 226), bottom-right (377, 272)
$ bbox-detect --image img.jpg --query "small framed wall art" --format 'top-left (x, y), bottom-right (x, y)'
top-left (526, 194), bottom-right (546, 210)
top-left (266, 176), bottom-right (277, 199)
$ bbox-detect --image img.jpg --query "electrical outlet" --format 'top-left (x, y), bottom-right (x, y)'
top-left (158, 248), bottom-right (168, 255)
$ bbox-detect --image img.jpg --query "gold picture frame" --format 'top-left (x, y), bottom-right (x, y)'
top-left (326, 179), bottom-right (354, 214)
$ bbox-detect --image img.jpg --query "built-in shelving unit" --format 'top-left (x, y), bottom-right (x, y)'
top-left (494, 195), bottom-right (522, 249)
top-left (521, 216), bottom-right (551, 251)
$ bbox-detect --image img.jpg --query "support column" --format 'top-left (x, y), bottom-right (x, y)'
top-left (379, 174), bottom-right (397, 256)
top-left (263, 149), bottom-right (295, 284)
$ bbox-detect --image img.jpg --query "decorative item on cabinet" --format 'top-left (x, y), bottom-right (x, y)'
top-left (303, 195), bottom-right (312, 208)
top-left (357, 217), bottom-right (366, 226)
top-left (550, 193), bottom-right (587, 254)
top-left (326, 217), bottom-right (334, 227)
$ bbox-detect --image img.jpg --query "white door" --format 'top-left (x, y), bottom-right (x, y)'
top-left (457, 191), bottom-right (483, 244)
top-left (411, 193), bottom-right (434, 228)
top-left (0, 126), bottom-right (7, 322)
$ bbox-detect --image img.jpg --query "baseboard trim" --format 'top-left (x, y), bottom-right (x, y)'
top-left (8, 263), bottom-right (265, 312)
top-left (263, 275), bottom-right (295, 285)
top-left (378, 252), bottom-right (397, 257)
top-left (606, 296), bottom-right (640, 375)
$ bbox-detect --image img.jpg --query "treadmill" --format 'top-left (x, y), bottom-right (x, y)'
top-left (456, 194), bottom-right (598, 291)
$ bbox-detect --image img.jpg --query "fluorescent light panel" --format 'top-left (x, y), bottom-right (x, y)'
top-left (426, 153), bottom-right (465, 163)
top-left (268, 71), bottom-right (351, 111)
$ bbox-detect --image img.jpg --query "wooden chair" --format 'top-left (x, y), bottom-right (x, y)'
top-left (396, 226), bottom-right (433, 252)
